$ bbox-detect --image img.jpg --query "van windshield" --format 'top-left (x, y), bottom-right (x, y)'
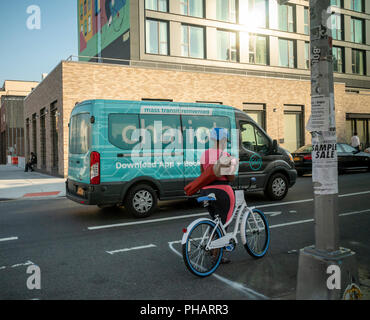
top-left (69, 113), bottom-right (91, 154)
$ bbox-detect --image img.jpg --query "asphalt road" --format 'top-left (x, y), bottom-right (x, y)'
top-left (0, 172), bottom-right (369, 300)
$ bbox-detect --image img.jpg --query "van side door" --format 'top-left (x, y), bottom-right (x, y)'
top-left (140, 114), bottom-right (184, 197)
top-left (238, 121), bottom-right (273, 190)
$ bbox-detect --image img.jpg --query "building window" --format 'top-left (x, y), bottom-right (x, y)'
top-left (330, 0), bottom-right (343, 7)
top-left (351, 18), bottom-right (364, 44)
top-left (332, 46), bottom-right (344, 73)
top-left (350, 0), bottom-right (364, 12)
top-left (180, 0), bottom-right (204, 18)
top-left (278, 3), bottom-right (295, 32)
top-left (40, 109), bottom-right (46, 169)
top-left (145, 0), bottom-right (168, 12)
top-left (142, 98), bottom-right (173, 102)
top-left (249, 34), bottom-right (268, 65)
top-left (196, 101), bottom-right (223, 104)
top-left (278, 38), bottom-right (295, 68)
top-left (32, 114), bottom-right (37, 156)
top-left (181, 25), bottom-right (205, 59)
top-left (331, 13), bottom-right (343, 40)
top-left (247, 0), bottom-right (268, 28)
top-left (50, 106), bottom-right (59, 170)
top-left (352, 49), bottom-right (365, 75)
top-left (88, 16), bottom-right (91, 33)
top-left (304, 42), bottom-right (310, 69)
top-left (145, 19), bottom-right (168, 55)
top-left (217, 30), bottom-right (237, 62)
top-left (243, 103), bottom-right (266, 130)
top-left (303, 7), bottom-right (309, 35)
top-left (26, 119), bottom-right (30, 159)
top-left (216, 0), bottom-right (236, 23)
top-left (346, 117), bottom-right (370, 149)
top-left (284, 105), bottom-right (304, 152)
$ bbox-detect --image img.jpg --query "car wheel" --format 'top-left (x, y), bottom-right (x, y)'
top-left (265, 173), bottom-right (288, 201)
top-left (124, 184), bottom-right (158, 218)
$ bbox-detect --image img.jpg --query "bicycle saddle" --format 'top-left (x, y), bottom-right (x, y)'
top-left (197, 193), bottom-right (216, 203)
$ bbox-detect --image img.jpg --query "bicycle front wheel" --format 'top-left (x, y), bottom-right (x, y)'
top-left (182, 220), bottom-right (223, 277)
top-left (240, 208), bottom-right (270, 258)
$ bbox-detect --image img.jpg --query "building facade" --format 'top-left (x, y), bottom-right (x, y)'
top-left (0, 81), bottom-right (39, 166)
top-left (23, 0), bottom-right (370, 177)
top-left (79, 0), bottom-right (370, 88)
top-left (24, 60), bottom-right (370, 177)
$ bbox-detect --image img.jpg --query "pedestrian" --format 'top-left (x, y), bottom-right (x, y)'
top-left (25, 152), bottom-right (37, 172)
top-left (351, 132), bottom-right (361, 151)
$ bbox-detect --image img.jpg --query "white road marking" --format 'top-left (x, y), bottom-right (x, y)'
top-left (168, 241), bottom-right (269, 300)
top-left (87, 189), bottom-right (370, 231)
top-left (264, 211), bottom-right (282, 217)
top-left (0, 237), bottom-right (18, 242)
top-left (106, 244), bottom-right (157, 255)
top-left (339, 208), bottom-right (370, 217)
top-left (0, 260), bottom-right (34, 271)
top-left (167, 207), bottom-right (370, 299)
top-left (270, 219), bottom-right (314, 229)
top-left (338, 190), bottom-right (370, 198)
top-left (88, 212), bottom-right (208, 231)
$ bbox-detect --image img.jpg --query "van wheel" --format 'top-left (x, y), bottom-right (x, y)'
top-left (265, 173), bottom-right (288, 201)
top-left (125, 184), bottom-right (158, 218)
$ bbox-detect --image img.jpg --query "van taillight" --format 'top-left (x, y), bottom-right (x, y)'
top-left (90, 151), bottom-right (100, 185)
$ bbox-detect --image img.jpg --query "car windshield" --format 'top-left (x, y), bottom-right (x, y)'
top-left (295, 145), bottom-right (312, 153)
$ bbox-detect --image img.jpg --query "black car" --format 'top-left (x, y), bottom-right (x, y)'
top-left (292, 143), bottom-right (370, 176)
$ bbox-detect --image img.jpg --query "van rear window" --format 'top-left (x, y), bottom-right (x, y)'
top-left (69, 113), bottom-right (91, 154)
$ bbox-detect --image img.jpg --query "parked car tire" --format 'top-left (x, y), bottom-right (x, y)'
top-left (264, 173), bottom-right (288, 201)
top-left (124, 184), bottom-right (158, 218)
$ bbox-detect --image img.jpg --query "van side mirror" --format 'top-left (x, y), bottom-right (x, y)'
top-left (272, 140), bottom-right (278, 153)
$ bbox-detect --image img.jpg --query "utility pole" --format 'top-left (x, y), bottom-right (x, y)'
top-left (296, 0), bottom-right (361, 299)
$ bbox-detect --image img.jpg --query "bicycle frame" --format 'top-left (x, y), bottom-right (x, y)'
top-left (205, 190), bottom-right (260, 250)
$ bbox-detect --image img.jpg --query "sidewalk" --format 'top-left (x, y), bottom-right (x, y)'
top-left (0, 165), bottom-right (66, 201)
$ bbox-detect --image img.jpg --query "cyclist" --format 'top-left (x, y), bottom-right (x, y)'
top-left (200, 128), bottom-right (237, 263)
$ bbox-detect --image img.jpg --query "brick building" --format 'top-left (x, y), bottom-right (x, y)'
top-left (0, 80), bottom-right (39, 166)
top-left (23, 0), bottom-right (370, 177)
top-left (24, 59), bottom-right (370, 177)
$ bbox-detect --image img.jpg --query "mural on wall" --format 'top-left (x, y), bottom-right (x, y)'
top-left (78, 0), bottom-right (130, 60)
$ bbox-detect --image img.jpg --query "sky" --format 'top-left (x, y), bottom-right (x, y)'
top-left (0, 0), bottom-right (78, 85)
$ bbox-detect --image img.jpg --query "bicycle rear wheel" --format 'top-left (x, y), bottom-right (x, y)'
top-left (241, 208), bottom-right (270, 258)
top-left (182, 220), bottom-right (223, 277)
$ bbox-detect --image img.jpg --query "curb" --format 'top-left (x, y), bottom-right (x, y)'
top-left (0, 195), bottom-right (66, 202)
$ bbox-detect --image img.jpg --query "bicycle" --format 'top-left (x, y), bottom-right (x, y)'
top-left (182, 178), bottom-right (270, 277)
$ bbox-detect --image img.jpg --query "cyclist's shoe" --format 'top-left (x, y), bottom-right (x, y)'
top-left (220, 257), bottom-right (231, 264)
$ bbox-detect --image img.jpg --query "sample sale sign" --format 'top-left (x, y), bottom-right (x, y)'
top-left (311, 132), bottom-right (338, 195)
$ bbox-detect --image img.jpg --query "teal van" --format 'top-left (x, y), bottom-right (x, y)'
top-left (66, 100), bottom-right (297, 217)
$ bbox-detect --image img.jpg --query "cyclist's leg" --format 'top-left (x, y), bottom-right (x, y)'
top-left (202, 186), bottom-right (235, 225)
